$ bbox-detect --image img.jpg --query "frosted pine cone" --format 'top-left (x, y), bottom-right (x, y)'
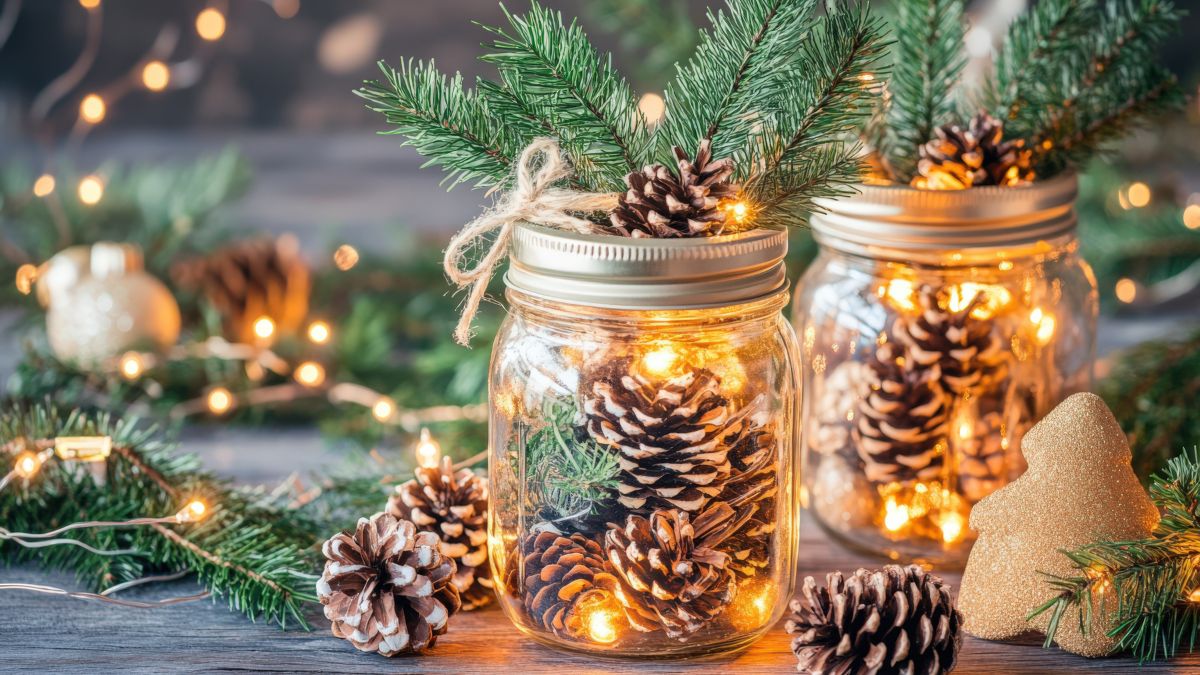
top-left (892, 285), bottom-right (1009, 396)
top-left (719, 421), bottom-right (779, 577)
top-left (609, 139), bottom-right (739, 238)
top-left (509, 530), bottom-right (619, 640)
top-left (956, 411), bottom-right (1007, 503)
top-left (389, 457), bottom-right (493, 610)
top-left (317, 512), bottom-right (461, 656)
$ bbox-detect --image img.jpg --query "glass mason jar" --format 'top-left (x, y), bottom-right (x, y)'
top-left (489, 223), bottom-right (800, 657)
top-left (794, 175), bottom-right (1097, 566)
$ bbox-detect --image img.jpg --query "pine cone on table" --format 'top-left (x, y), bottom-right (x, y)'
top-left (956, 411), bottom-right (1007, 503)
top-left (891, 285), bottom-right (1009, 396)
top-left (855, 341), bottom-right (950, 485)
top-left (171, 235), bottom-right (310, 344)
top-left (605, 502), bottom-right (742, 638)
top-left (583, 357), bottom-right (738, 515)
top-left (509, 530), bottom-right (620, 640)
top-left (786, 565), bottom-right (962, 675)
top-left (719, 421), bottom-right (779, 578)
top-left (388, 457), bottom-right (493, 611)
top-left (911, 113), bottom-right (1034, 190)
top-left (609, 138), bottom-right (739, 238)
top-left (316, 512), bottom-right (461, 656)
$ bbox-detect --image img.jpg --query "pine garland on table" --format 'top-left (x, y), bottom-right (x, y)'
top-left (1031, 447), bottom-right (1200, 662)
top-left (0, 402), bottom-right (319, 627)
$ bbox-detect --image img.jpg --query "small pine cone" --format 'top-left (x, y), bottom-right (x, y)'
top-left (606, 503), bottom-right (740, 638)
top-left (786, 565), bottom-right (962, 675)
top-left (892, 285), bottom-right (1009, 396)
top-left (609, 138), bottom-right (738, 238)
top-left (956, 411), bottom-right (1006, 503)
top-left (809, 361), bottom-right (872, 457)
top-left (720, 421), bottom-right (779, 577)
top-left (912, 113), bottom-right (1035, 190)
top-left (171, 235), bottom-right (310, 344)
top-left (509, 530), bottom-right (620, 640)
top-left (388, 457), bottom-right (493, 611)
top-left (854, 341), bottom-right (949, 485)
top-left (317, 512), bottom-right (461, 656)
top-left (583, 357), bottom-right (735, 515)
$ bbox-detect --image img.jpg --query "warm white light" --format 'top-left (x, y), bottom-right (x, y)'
top-left (307, 321), bottom-right (331, 344)
top-left (119, 352), bottom-right (144, 380)
top-left (1183, 204), bottom-right (1200, 230)
top-left (638, 92), bottom-right (666, 125)
top-left (939, 511), bottom-right (965, 543)
top-left (295, 361), bottom-right (326, 387)
top-left (1127, 182), bottom-right (1151, 208)
top-left (964, 26), bottom-right (992, 58)
top-left (586, 607), bottom-right (618, 644)
top-left (883, 497), bottom-right (910, 531)
top-left (640, 346), bottom-right (679, 376)
top-left (272, 0), bottom-right (300, 19)
top-left (176, 499), bottom-right (208, 523)
top-left (333, 244), bottom-right (359, 271)
top-left (1189, 588), bottom-right (1200, 603)
top-left (196, 8), bottom-right (226, 41)
top-left (414, 428), bottom-right (442, 469)
top-left (253, 316), bottom-right (276, 340)
top-left (142, 61), bottom-right (170, 91)
top-left (77, 175), bottom-right (104, 205)
top-left (32, 174), bottom-right (56, 197)
top-left (957, 420), bottom-right (972, 440)
top-left (80, 94), bottom-right (106, 124)
top-left (14, 452), bottom-right (43, 478)
top-left (724, 200), bottom-right (749, 225)
top-left (1115, 278), bottom-right (1138, 304)
top-left (371, 397), bottom-right (395, 423)
top-left (1035, 313), bottom-right (1056, 346)
top-left (15, 264), bottom-right (38, 295)
top-left (79, 0), bottom-right (100, 7)
top-left (206, 387), bottom-right (234, 415)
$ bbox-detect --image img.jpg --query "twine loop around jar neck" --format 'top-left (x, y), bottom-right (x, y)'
top-left (810, 174), bottom-right (1078, 263)
top-left (505, 223), bottom-right (789, 310)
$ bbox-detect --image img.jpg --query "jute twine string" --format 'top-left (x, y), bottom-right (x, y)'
top-left (443, 138), bottom-right (618, 346)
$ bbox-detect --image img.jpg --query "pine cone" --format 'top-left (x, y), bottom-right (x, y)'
top-left (786, 565), bottom-right (962, 675)
top-left (855, 341), bottom-right (950, 485)
top-left (388, 457), bottom-right (493, 611)
top-left (606, 502), bottom-right (741, 638)
top-left (509, 530), bottom-right (620, 640)
top-left (171, 235), bottom-right (310, 344)
top-left (720, 421), bottom-right (779, 577)
top-left (956, 411), bottom-right (1006, 503)
top-left (316, 512), bottom-right (461, 656)
top-left (892, 285), bottom-right (1009, 396)
top-left (609, 138), bottom-right (738, 238)
top-left (809, 361), bottom-right (872, 457)
top-left (912, 113), bottom-right (1035, 190)
top-left (583, 357), bottom-right (736, 515)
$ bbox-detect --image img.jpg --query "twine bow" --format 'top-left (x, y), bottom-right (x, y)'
top-left (443, 138), bottom-right (619, 346)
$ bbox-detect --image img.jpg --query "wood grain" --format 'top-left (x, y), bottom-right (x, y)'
top-left (3, 516), bottom-right (1197, 674)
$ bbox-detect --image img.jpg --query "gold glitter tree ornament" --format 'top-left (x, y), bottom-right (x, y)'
top-left (957, 392), bottom-right (1159, 657)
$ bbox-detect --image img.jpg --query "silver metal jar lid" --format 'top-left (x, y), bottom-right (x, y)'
top-left (505, 223), bottom-right (789, 309)
top-left (810, 174), bottom-right (1078, 261)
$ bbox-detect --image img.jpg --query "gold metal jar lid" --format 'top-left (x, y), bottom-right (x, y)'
top-left (505, 223), bottom-right (788, 309)
top-left (810, 174), bottom-right (1078, 262)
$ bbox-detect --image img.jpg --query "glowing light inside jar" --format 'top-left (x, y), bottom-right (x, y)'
top-left (883, 496), bottom-right (911, 531)
top-left (586, 607), bottom-right (619, 644)
top-left (640, 345), bottom-right (679, 377)
top-left (880, 278), bottom-right (917, 313)
top-left (939, 511), bottom-right (965, 543)
top-left (414, 428), bottom-right (442, 468)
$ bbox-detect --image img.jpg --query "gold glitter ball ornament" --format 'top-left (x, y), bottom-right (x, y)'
top-left (957, 392), bottom-right (1158, 657)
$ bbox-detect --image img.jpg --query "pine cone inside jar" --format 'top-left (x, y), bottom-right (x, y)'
top-left (891, 285), bottom-right (1009, 396)
top-left (855, 340), bottom-right (950, 485)
top-left (316, 512), bottom-right (461, 656)
top-left (388, 457), bottom-right (493, 611)
top-left (171, 235), bottom-right (310, 344)
top-left (787, 565), bottom-right (961, 675)
top-left (583, 356), bottom-right (737, 515)
top-left (609, 138), bottom-right (739, 238)
top-left (508, 530), bottom-right (620, 640)
top-left (719, 420), bottom-right (779, 578)
top-left (911, 113), bottom-right (1035, 190)
top-left (605, 502), bottom-right (742, 638)
top-left (809, 361), bottom-right (873, 458)
top-left (956, 411), bottom-right (1007, 503)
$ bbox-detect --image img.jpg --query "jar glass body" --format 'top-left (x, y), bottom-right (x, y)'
top-left (794, 190), bottom-right (1098, 566)
top-left (489, 289), bottom-right (800, 657)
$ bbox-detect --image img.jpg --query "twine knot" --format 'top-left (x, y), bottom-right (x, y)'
top-left (442, 138), bottom-right (618, 346)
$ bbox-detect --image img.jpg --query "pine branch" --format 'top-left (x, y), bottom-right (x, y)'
top-left (881, 0), bottom-right (967, 181)
top-left (515, 397), bottom-right (618, 524)
top-left (580, 0), bottom-right (699, 87)
top-left (0, 403), bottom-right (319, 627)
top-left (656, 0), bottom-right (818, 167)
top-left (356, 59), bottom-right (515, 190)
top-left (480, 1), bottom-right (648, 191)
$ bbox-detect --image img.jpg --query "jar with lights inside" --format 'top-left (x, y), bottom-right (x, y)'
top-left (488, 223), bottom-right (800, 657)
top-left (794, 174), bottom-right (1098, 565)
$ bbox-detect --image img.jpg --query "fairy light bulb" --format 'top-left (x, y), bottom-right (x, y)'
top-left (252, 316), bottom-right (276, 340)
top-left (1035, 313), bottom-right (1056, 346)
top-left (141, 60), bottom-right (170, 91)
top-left (119, 352), bottom-right (144, 380)
top-left (586, 606), bottom-right (618, 644)
top-left (413, 428), bottom-right (441, 468)
top-left (883, 496), bottom-right (910, 532)
top-left (15, 264), bottom-right (38, 295)
top-left (307, 320), bottom-right (331, 344)
top-left (333, 244), bottom-right (359, 271)
top-left (78, 175), bottom-right (104, 205)
top-left (176, 499), bottom-right (208, 523)
top-left (1189, 588), bottom-right (1200, 603)
top-left (32, 174), bottom-right (56, 197)
top-left (939, 511), bottom-right (965, 543)
top-left (295, 361), bottom-right (326, 387)
top-left (881, 278), bottom-right (917, 313)
top-left (196, 8), bottom-right (226, 41)
top-left (206, 387), bottom-right (234, 415)
top-left (371, 397), bottom-right (395, 423)
top-left (640, 345), bottom-right (679, 377)
top-left (14, 452), bottom-right (43, 478)
top-left (724, 200), bottom-right (750, 225)
top-left (80, 94), bottom-right (106, 124)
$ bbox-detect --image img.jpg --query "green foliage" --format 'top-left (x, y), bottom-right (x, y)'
top-left (580, 0), bottom-right (699, 88)
top-left (1031, 447), bottom-right (1200, 661)
top-left (1099, 330), bottom-right (1200, 485)
top-left (0, 403), bottom-right (319, 627)
top-left (880, 0), bottom-right (966, 179)
top-left (516, 397), bottom-right (619, 525)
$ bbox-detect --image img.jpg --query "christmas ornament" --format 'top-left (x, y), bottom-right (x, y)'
top-left (172, 235), bottom-right (310, 344)
top-left (854, 340), bottom-right (950, 484)
top-left (42, 242), bottom-right (180, 366)
top-left (583, 357), bottom-right (737, 514)
top-left (891, 285), bottom-right (1008, 396)
top-left (317, 512), bottom-right (462, 656)
top-left (510, 529), bottom-right (619, 640)
top-left (910, 113), bottom-right (1034, 190)
top-left (786, 564), bottom-right (962, 675)
top-left (957, 393), bottom-right (1158, 657)
top-left (388, 456), bottom-right (493, 611)
top-left (608, 139), bottom-right (739, 238)
top-left (605, 502), bottom-right (740, 638)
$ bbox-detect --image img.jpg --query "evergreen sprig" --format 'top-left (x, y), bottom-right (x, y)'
top-left (0, 403), bottom-right (319, 627)
top-left (1030, 447), bottom-right (1200, 662)
top-left (516, 397), bottom-right (619, 524)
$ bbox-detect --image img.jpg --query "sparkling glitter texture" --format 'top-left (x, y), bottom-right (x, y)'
top-left (957, 392), bottom-right (1159, 657)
